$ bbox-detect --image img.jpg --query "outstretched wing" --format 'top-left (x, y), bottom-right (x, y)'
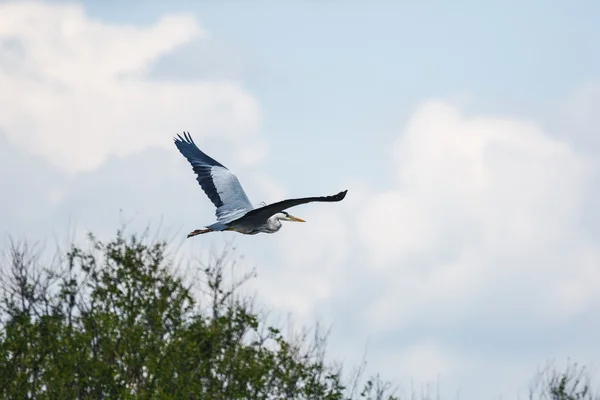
top-left (174, 132), bottom-right (253, 223)
top-left (238, 190), bottom-right (348, 225)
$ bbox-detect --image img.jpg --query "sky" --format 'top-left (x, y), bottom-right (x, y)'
top-left (1, 1), bottom-right (600, 398)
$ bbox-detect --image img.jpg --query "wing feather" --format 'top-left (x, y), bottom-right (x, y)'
top-left (237, 190), bottom-right (348, 225)
top-left (174, 132), bottom-right (253, 223)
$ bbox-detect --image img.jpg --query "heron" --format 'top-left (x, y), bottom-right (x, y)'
top-left (174, 132), bottom-right (348, 238)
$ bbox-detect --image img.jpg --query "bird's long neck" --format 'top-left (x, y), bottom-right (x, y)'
top-left (266, 215), bottom-right (282, 232)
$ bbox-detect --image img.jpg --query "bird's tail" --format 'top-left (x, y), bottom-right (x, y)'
top-left (187, 228), bottom-right (213, 238)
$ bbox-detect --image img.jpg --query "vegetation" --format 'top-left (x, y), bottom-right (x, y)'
top-left (529, 361), bottom-right (599, 400)
top-left (0, 229), bottom-right (597, 399)
top-left (0, 230), bottom-right (396, 399)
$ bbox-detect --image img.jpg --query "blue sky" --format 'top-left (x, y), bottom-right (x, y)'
top-left (2, 1), bottom-right (600, 399)
top-left (50, 0), bottom-right (600, 187)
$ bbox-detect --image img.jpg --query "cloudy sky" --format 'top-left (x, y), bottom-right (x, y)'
top-left (2, 1), bottom-right (600, 398)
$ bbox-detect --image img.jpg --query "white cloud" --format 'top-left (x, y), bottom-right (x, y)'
top-left (359, 191), bottom-right (434, 265)
top-left (0, 2), bottom-right (262, 173)
top-left (355, 100), bottom-right (597, 331)
top-left (391, 340), bottom-right (455, 385)
top-left (246, 98), bottom-right (600, 398)
top-left (246, 205), bottom-right (351, 324)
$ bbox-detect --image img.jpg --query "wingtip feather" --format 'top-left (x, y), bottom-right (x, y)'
top-left (330, 190), bottom-right (347, 201)
top-left (183, 131), bottom-right (195, 144)
top-left (173, 132), bottom-right (195, 145)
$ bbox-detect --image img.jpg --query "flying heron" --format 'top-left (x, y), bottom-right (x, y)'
top-left (174, 132), bottom-right (348, 238)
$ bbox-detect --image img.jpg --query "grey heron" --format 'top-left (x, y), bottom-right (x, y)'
top-left (174, 132), bottom-right (348, 238)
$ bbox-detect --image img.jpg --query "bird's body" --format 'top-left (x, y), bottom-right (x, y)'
top-left (174, 132), bottom-right (347, 237)
top-left (216, 212), bottom-right (286, 235)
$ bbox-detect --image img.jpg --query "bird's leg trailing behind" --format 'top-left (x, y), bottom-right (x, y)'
top-left (187, 228), bottom-right (213, 238)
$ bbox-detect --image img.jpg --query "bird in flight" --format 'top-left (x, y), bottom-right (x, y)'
top-left (174, 132), bottom-right (348, 238)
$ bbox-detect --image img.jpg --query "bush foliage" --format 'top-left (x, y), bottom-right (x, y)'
top-left (0, 230), bottom-right (597, 399)
top-left (0, 231), bottom-right (396, 399)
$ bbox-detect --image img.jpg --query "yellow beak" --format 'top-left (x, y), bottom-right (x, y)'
top-left (289, 215), bottom-right (306, 222)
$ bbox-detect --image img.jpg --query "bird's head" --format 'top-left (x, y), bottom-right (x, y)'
top-left (277, 211), bottom-right (305, 223)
